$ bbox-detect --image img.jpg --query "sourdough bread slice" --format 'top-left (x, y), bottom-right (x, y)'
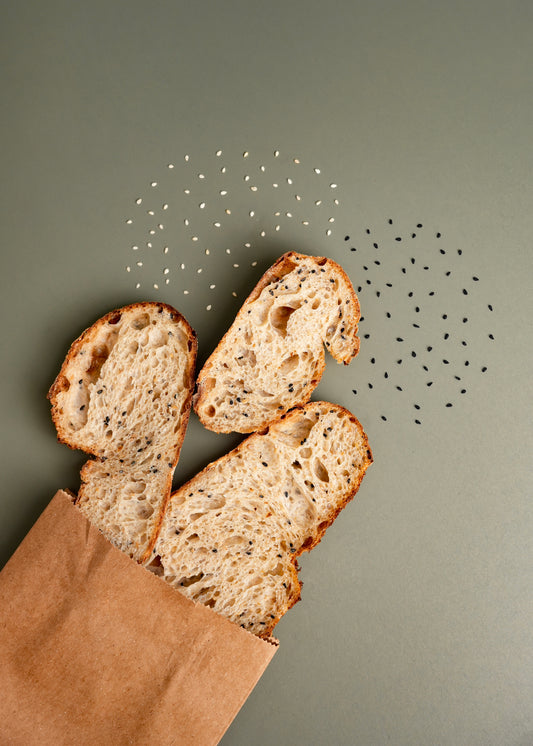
top-left (194, 252), bottom-right (360, 434)
top-left (48, 302), bottom-right (197, 563)
top-left (153, 401), bottom-right (372, 637)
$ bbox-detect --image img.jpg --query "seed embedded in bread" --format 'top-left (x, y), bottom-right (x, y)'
top-left (48, 302), bottom-right (197, 563)
top-left (194, 252), bottom-right (361, 434)
top-left (153, 401), bottom-right (372, 637)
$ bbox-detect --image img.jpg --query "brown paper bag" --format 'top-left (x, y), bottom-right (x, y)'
top-left (0, 491), bottom-right (277, 745)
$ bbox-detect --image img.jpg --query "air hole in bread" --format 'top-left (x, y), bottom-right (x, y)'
top-left (300, 447), bottom-right (312, 458)
top-left (236, 349), bottom-right (256, 367)
top-left (189, 512), bottom-right (206, 521)
top-left (107, 313), bottom-right (122, 325)
top-left (179, 573), bottom-right (204, 587)
top-left (130, 313), bottom-right (150, 330)
top-left (278, 416), bottom-right (315, 447)
top-left (291, 460), bottom-right (302, 470)
top-left (128, 480), bottom-right (147, 494)
top-left (243, 328), bottom-right (252, 344)
top-left (316, 257), bottom-right (327, 266)
top-left (279, 354), bottom-right (299, 375)
top-left (270, 303), bottom-right (301, 337)
top-left (87, 345), bottom-right (110, 384)
top-left (205, 405), bottom-right (216, 417)
top-left (314, 459), bottom-right (329, 482)
top-left (311, 299), bottom-right (321, 310)
top-left (137, 503), bottom-right (154, 519)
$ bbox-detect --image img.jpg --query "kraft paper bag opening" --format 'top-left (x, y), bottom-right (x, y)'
top-left (0, 490), bottom-right (277, 746)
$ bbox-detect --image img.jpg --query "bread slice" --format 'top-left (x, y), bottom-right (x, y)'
top-left (153, 401), bottom-right (372, 637)
top-left (48, 302), bottom-right (197, 563)
top-left (194, 252), bottom-right (360, 434)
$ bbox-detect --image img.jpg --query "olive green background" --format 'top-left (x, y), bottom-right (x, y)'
top-left (1, 2), bottom-right (532, 744)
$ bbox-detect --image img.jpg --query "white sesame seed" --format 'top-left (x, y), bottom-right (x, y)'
top-left (180, 263), bottom-right (185, 269)
top-left (206, 304), bottom-right (212, 311)
top-left (126, 219), bottom-right (133, 224)
top-left (273, 183), bottom-right (279, 188)
top-left (164, 268), bottom-right (169, 274)
top-left (199, 202), bottom-right (206, 209)
top-left (328, 217), bottom-right (335, 223)
top-left (136, 261), bottom-right (143, 267)
top-left (210, 284), bottom-right (216, 289)
top-left (314, 168), bottom-right (321, 174)
top-left (225, 209), bottom-right (231, 214)
top-left (183, 289), bottom-right (189, 294)
top-left (226, 248), bottom-right (231, 254)
top-left (165, 278), bottom-right (169, 284)
top-left (260, 230), bottom-right (266, 237)
top-left (192, 236), bottom-right (198, 241)
top-left (214, 222), bottom-right (221, 227)
top-left (233, 263), bottom-right (239, 268)
top-left (287, 178), bottom-right (293, 185)
top-left (168, 163), bottom-right (174, 169)
top-left (164, 247), bottom-right (169, 254)
top-left (198, 173), bottom-right (205, 179)
top-left (326, 229), bottom-right (332, 236)
top-left (244, 175), bottom-right (250, 181)
top-left (149, 229), bottom-right (155, 235)
top-left (151, 181), bottom-right (158, 187)
top-left (243, 151), bottom-right (249, 158)
top-left (249, 210), bottom-right (255, 217)
top-left (184, 219), bottom-right (189, 226)
top-left (153, 283), bottom-right (159, 289)
top-left (132, 245), bottom-right (139, 250)
top-left (148, 210), bottom-right (155, 216)
top-left (221, 166), bottom-right (226, 173)
top-left (275, 225), bottom-right (280, 231)
top-left (286, 212), bottom-right (292, 218)
top-left (251, 261), bottom-right (258, 266)
top-left (330, 183), bottom-right (338, 188)
top-left (250, 185), bottom-right (258, 191)
top-left (162, 203), bottom-right (168, 210)
top-left (147, 242), bottom-right (152, 248)
top-left (220, 190), bottom-right (227, 196)
top-left (126, 266), bottom-right (131, 272)
top-left (205, 249), bottom-right (210, 255)
top-left (295, 194), bottom-right (301, 201)
top-left (315, 200), bottom-right (322, 206)
top-left (274, 150), bottom-right (280, 157)
top-left (197, 268), bottom-right (202, 273)
top-left (136, 283), bottom-right (140, 289)
top-left (184, 189), bottom-right (190, 194)
top-left (184, 154), bottom-right (189, 161)
top-left (232, 291), bottom-right (237, 297)
top-left (135, 198), bottom-right (142, 205)
top-left (244, 242), bottom-right (251, 248)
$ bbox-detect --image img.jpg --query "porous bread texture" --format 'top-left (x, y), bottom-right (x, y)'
top-left (153, 401), bottom-right (372, 637)
top-left (48, 303), bottom-right (197, 563)
top-left (194, 252), bottom-right (360, 434)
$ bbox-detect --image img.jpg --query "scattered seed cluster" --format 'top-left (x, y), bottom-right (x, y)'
top-left (345, 220), bottom-right (494, 424)
top-left (124, 148), bottom-right (340, 306)
top-left (122, 149), bottom-right (493, 427)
